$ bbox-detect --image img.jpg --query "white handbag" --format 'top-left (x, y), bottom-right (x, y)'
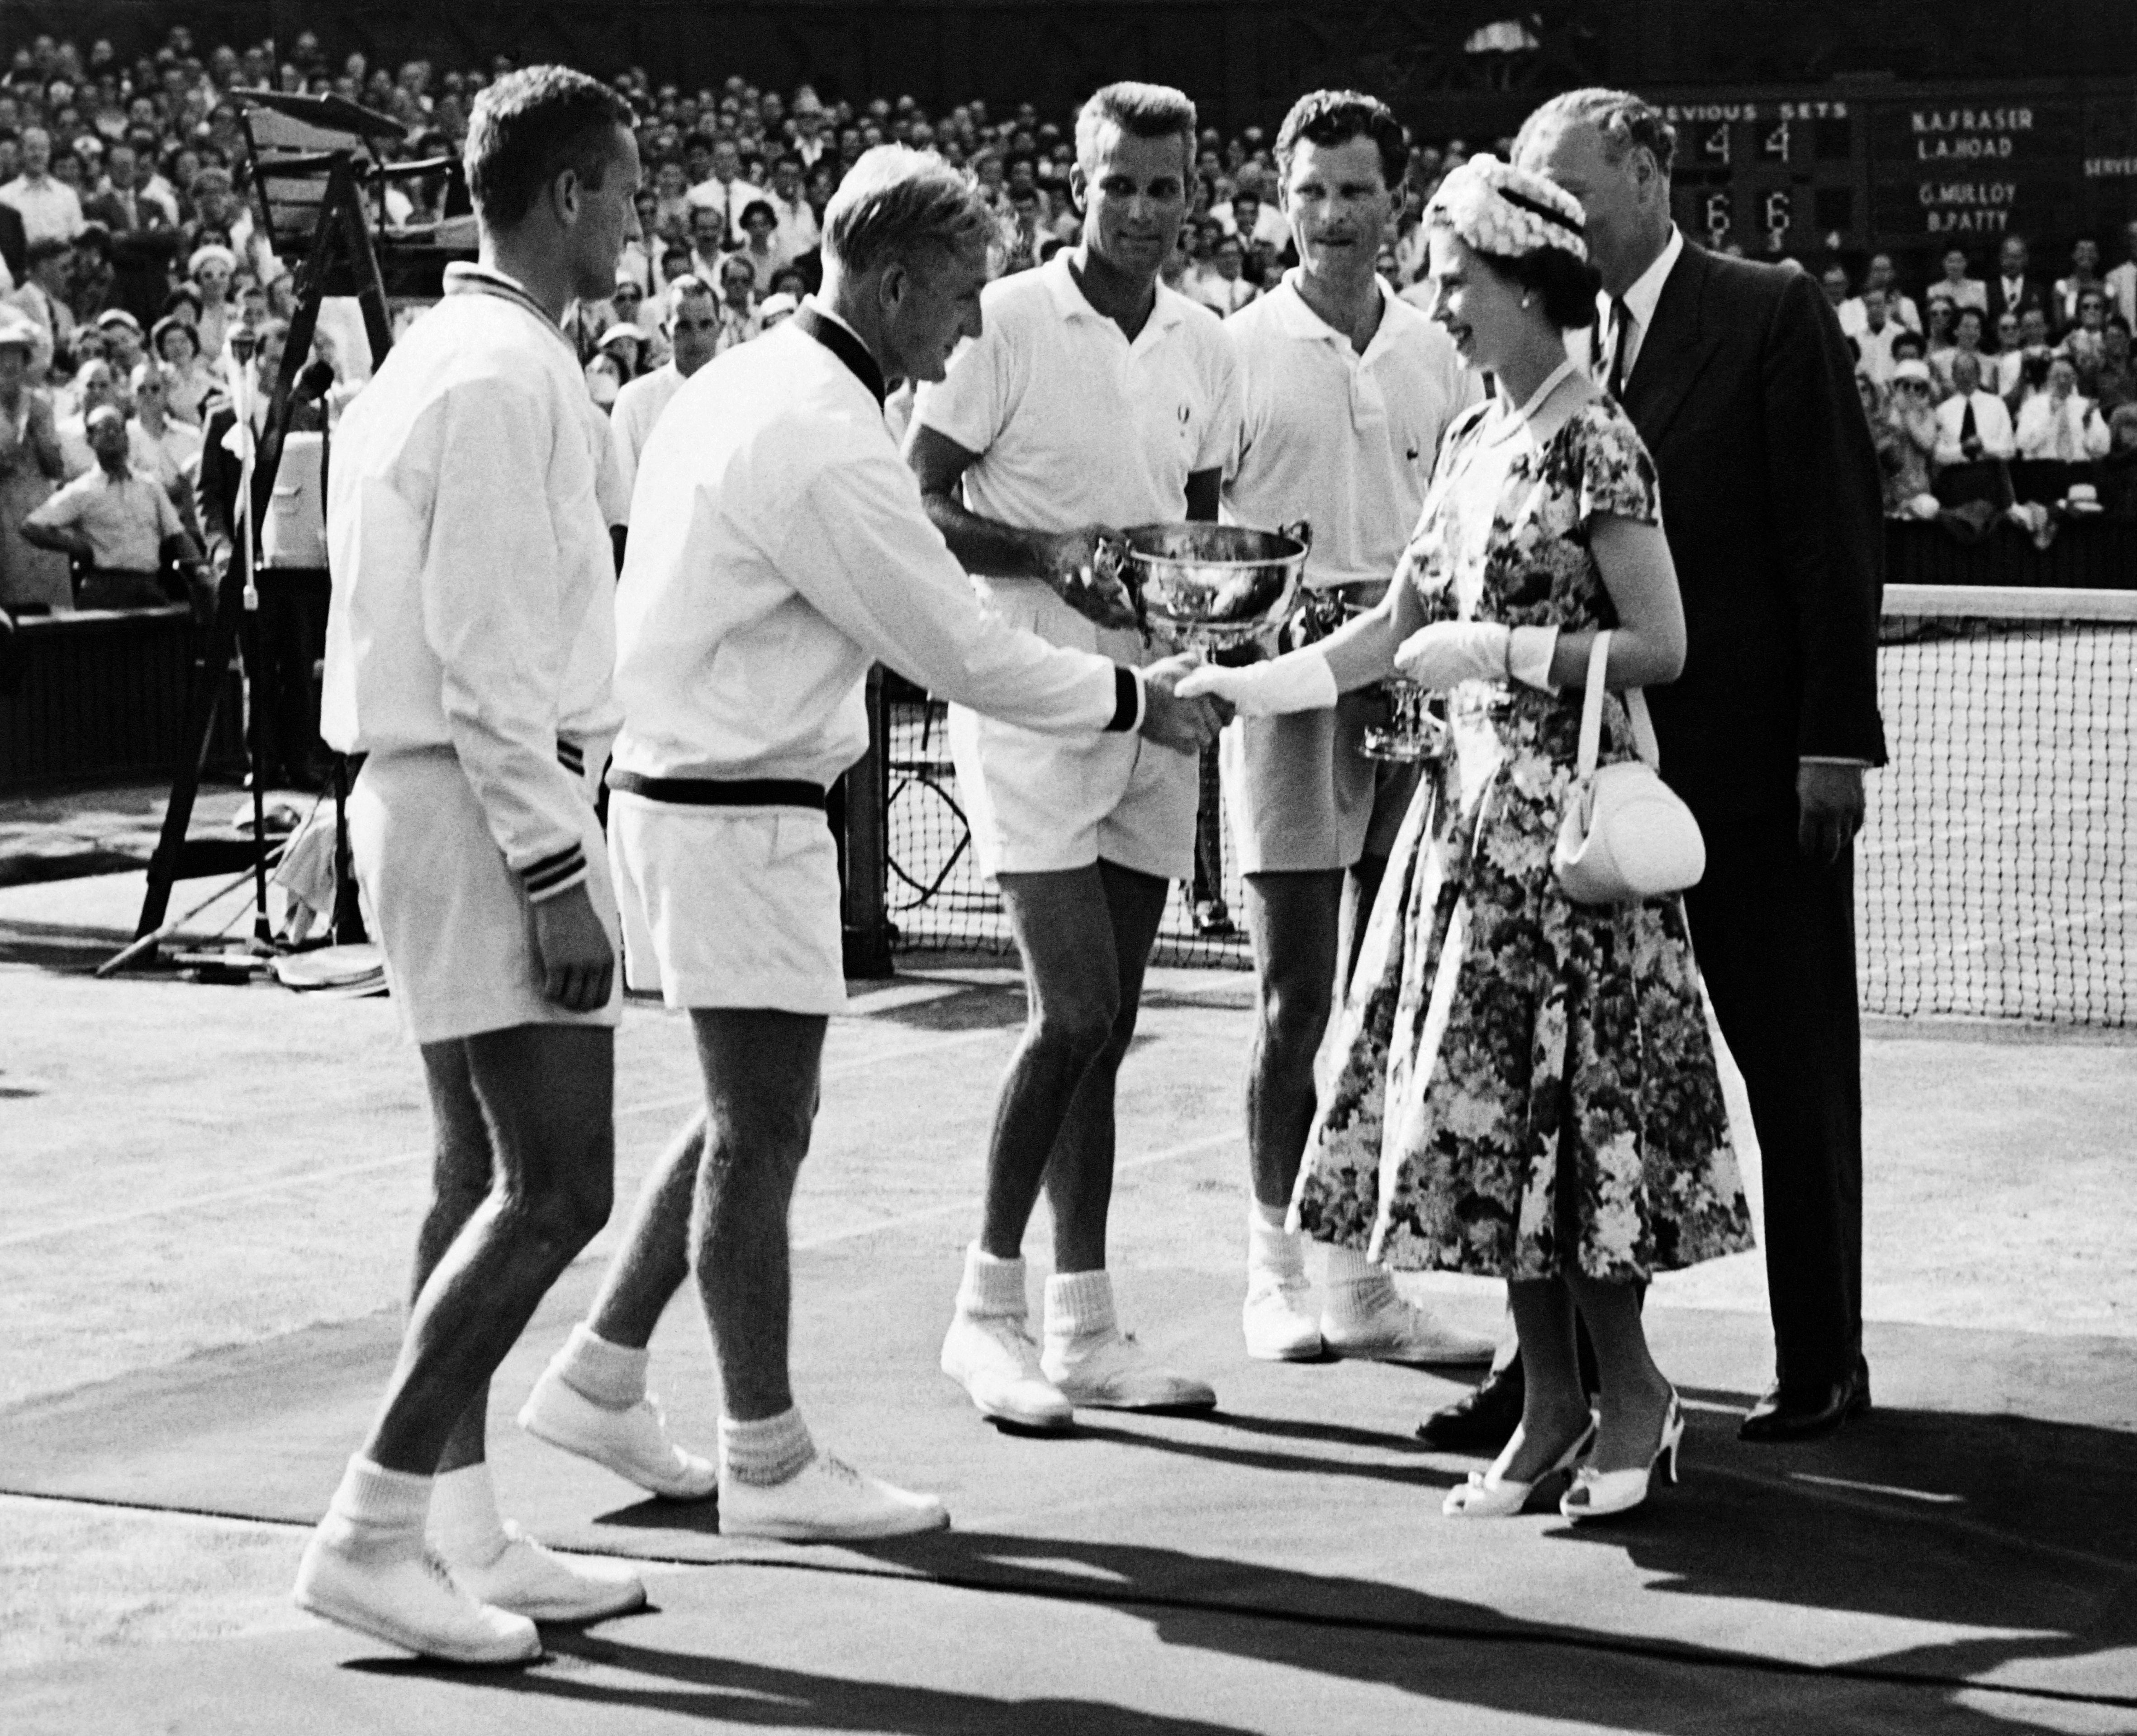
top-left (1553, 631), bottom-right (1705, 905)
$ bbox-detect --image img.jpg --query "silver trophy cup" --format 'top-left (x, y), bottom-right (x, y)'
top-left (1100, 521), bottom-right (1312, 653)
top-left (1360, 679), bottom-right (1451, 763)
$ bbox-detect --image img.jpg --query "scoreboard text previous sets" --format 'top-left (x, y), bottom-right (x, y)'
top-left (1644, 81), bottom-right (2137, 267)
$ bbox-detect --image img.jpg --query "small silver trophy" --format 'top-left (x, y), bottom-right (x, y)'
top-left (1360, 679), bottom-right (1451, 763)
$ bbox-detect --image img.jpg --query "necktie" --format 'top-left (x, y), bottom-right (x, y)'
top-left (1959, 397), bottom-right (1978, 448)
top-left (1607, 297), bottom-right (1632, 400)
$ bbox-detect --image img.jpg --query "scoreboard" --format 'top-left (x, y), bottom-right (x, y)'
top-left (1648, 81), bottom-right (2137, 271)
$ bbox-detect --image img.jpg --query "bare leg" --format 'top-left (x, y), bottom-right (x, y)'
top-left (689, 1009), bottom-right (826, 1423)
top-left (1241, 870), bottom-right (1342, 1210)
top-left (1565, 1272), bottom-right (1675, 1472)
top-left (585, 1114), bottom-right (706, 1350)
top-left (362, 1025), bottom-right (616, 1475)
top-left (1039, 859), bottom-right (1170, 1275)
top-left (1500, 1277), bottom-right (1593, 1481)
top-left (409, 1042), bottom-right (498, 1475)
top-left (978, 865), bottom-right (1124, 1263)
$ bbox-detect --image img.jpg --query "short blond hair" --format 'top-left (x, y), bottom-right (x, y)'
top-left (822, 145), bottom-right (999, 275)
top-left (1075, 81), bottom-right (1196, 175)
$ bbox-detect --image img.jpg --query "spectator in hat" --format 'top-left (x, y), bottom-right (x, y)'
top-left (1878, 359), bottom-right (1941, 515)
top-left (22, 401), bottom-right (199, 610)
top-left (188, 240), bottom-right (237, 357)
top-left (0, 313), bottom-right (69, 612)
top-left (595, 320), bottom-right (644, 384)
top-left (95, 304), bottom-right (142, 373)
top-left (0, 124), bottom-right (85, 247)
top-left (151, 312), bottom-right (211, 423)
top-left (756, 289), bottom-right (797, 329)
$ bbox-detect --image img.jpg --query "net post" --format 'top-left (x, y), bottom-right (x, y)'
top-left (841, 663), bottom-right (896, 980)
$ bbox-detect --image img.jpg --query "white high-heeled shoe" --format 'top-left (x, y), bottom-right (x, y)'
top-left (1560, 1390), bottom-right (1683, 1522)
top-left (1442, 1413), bottom-right (1598, 1518)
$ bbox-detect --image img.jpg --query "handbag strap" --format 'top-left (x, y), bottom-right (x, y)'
top-left (1575, 629), bottom-right (1663, 775)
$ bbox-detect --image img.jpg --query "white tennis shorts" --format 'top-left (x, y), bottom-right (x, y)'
top-left (948, 577), bottom-right (1197, 883)
top-left (348, 747), bottom-right (622, 1045)
top-left (1220, 692), bottom-right (1422, 877)
top-left (608, 793), bottom-right (847, 1015)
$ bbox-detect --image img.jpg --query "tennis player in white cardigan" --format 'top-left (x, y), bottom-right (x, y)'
top-left (293, 67), bottom-right (650, 1665)
top-left (513, 145), bottom-right (1221, 1541)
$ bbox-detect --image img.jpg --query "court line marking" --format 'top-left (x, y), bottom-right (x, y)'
top-left (0, 1488), bottom-right (2123, 1712)
top-left (0, 1025), bottom-right (1021, 1251)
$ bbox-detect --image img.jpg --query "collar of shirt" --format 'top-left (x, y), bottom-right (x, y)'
top-left (794, 298), bottom-right (886, 406)
top-left (1618, 224), bottom-right (1685, 342)
top-left (1266, 269), bottom-right (1403, 364)
top-left (1041, 250), bottom-right (1188, 345)
top-left (442, 262), bottom-right (575, 358)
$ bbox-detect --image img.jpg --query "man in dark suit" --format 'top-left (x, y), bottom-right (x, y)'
top-left (1987, 235), bottom-right (2046, 340)
top-left (1497, 90), bottom-right (1883, 1444)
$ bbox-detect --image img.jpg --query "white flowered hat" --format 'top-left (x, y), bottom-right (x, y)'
top-left (1427, 154), bottom-right (1587, 262)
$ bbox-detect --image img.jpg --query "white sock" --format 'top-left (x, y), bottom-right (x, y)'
top-left (557, 1322), bottom-right (649, 1410)
top-left (1246, 1200), bottom-right (1305, 1282)
top-left (1323, 1243), bottom-right (1397, 1324)
top-left (429, 1461), bottom-right (511, 1568)
top-left (719, 1408), bottom-right (816, 1488)
top-left (955, 1244), bottom-right (1028, 1322)
top-left (1043, 1269), bottom-right (1117, 1345)
top-left (321, 1455), bottom-right (430, 1556)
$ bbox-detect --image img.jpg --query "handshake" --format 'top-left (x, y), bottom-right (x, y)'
top-left (1139, 652), bottom-right (1234, 755)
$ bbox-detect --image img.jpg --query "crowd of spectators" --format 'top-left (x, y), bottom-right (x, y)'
top-left (1828, 230), bottom-right (2137, 541)
top-left (1, 17), bottom-right (2134, 633)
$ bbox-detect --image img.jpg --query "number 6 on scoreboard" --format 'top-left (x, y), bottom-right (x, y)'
top-left (1704, 190), bottom-right (1732, 242)
top-left (1763, 188), bottom-right (1792, 239)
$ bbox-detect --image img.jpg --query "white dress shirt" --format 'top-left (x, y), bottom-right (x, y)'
top-left (1592, 224), bottom-right (1685, 389)
top-left (2015, 391), bottom-right (2110, 461)
top-left (1839, 293), bottom-right (1921, 338)
top-left (1852, 317), bottom-right (1905, 387)
top-left (611, 306), bottom-right (1136, 790)
top-left (1222, 271), bottom-right (1481, 590)
top-left (1934, 390), bottom-right (2017, 466)
top-left (321, 264), bottom-right (619, 905)
top-left (0, 174), bottom-right (85, 246)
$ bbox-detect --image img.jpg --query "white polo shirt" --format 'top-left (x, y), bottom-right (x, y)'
top-left (911, 251), bottom-right (1242, 557)
top-left (1223, 271), bottom-right (1480, 589)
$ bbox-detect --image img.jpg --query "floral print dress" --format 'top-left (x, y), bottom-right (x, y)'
top-left (1292, 395), bottom-right (1754, 1284)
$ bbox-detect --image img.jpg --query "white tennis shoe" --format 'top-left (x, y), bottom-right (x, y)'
top-left (719, 1454), bottom-right (949, 1541)
top-left (293, 1531), bottom-right (539, 1665)
top-left (1322, 1279), bottom-right (1496, 1365)
top-left (1042, 1328), bottom-right (1217, 1412)
top-left (941, 1311), bottom-right (1075, 1430)
top-left (1241, 1272), bottom-right (1324, 1362)
top-left (447, 1523), bottom-right (648, 1623)
top-left (518, 1366), bottom-right (719, 1501)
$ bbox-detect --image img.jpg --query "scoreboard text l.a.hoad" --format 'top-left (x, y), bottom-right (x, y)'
top-left (1645, 81), bottom-right (2137, 266)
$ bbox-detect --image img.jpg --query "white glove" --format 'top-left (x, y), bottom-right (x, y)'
top-left (1508, 625), bottom-right (1559, 691)
top-left (1173, 647), bottom-right (1337, 717)
top-left (1392, 621), bottom-right (1510, 690)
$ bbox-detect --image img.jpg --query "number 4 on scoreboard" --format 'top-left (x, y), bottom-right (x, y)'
top-left (1762, 119), bottom-right (1791, 161)
top-left (1703, 122), bottom-right (1731, 166)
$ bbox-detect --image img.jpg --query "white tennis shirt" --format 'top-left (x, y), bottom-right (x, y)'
top-left (911, 251), bottom-right (1242, 555)
top-left (1222, 272), bottom-right (1480, 589)
top-left (609, 306), bottom-right (1135, 790)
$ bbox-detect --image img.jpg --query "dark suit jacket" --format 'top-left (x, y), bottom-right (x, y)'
top-left (0, 203), bottom-right (24, 286)
top-left (1987, 273), bottom-right (2046, 334)
top-left (1622, 243), bottom-right (1887, 820)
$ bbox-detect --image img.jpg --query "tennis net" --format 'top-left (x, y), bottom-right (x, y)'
top-left (1863, 584), bottom-right (2137, 1026)
top-left (882, 585), bottom-right (2137, 1023)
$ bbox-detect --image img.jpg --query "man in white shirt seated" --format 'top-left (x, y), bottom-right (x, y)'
top-left (22, 405), bottom-right (198, 610)
top-left (2015, 354), bottom-right (2110, 461)
top-left (606, 273), bottom-right (721, 521)
top-left (1935, 350), bottom-right (2018, 468)
top-left (907, 81), bottom-right (1242, 1434)
top-left (513, 144), bottom-right (1218, 1540)
top-left (684, 134), bottom-right (765, 229)
top-left (1850, 286), bottom-right (1905, 388)
top-left (0, 126), bottom-right (86, 249)
top-left (289, 65), bottom-right (652, 1667)
top-left (764, 154), bottom-right (820, 267)
top-left (1217, 89), bottom-right (1492, 1370)
top-left (1838, 253), bottom-right (1920, 338)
